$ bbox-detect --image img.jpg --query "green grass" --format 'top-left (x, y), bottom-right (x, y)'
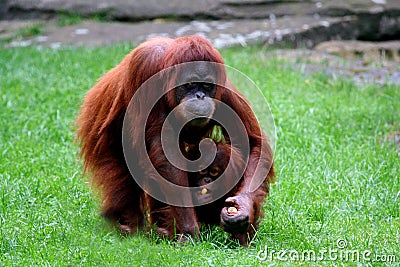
top-left (0, 45), bottom-right (399, 266)
top-left (57, 12), bottom-right (84, 27)
top-left (56, 11), bottom-right (111, 27)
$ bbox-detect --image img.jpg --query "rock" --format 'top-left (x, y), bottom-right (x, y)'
top-left (3, 0), bottom-right (219, 20)
top-left (2, 16), bottom-right (355, 49)
top-left (0, 0), bottom-right (9, 18)
top-left (3, 0), bottom-right (400, 23)
top-left (1, 0), bottom-right (400, 51)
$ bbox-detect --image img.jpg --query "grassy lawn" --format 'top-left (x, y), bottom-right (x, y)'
top-left (0, 45), bottom-right (399, 266)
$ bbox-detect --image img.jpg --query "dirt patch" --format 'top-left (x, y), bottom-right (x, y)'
top-left (382, 131), bottom-right (400, 157)
top-left (315, 40), bottom-right (400, 62)
top-left (267, 48), bottom-right (400, 86)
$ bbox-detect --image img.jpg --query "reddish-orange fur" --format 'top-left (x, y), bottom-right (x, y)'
top-left (191, 142), bottom-right (246, 224)
top-left (76, 35), bottom-right (275, 245)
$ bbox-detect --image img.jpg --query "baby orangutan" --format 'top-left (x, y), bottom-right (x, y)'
top-left (151, 139), bottom-right (245, 239)
top-left (191, 150), bottom-right (225, 204)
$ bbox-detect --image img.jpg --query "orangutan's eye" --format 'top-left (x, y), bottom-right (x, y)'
top-left (199, 169), bottom-right (208, 175)
top-left (209, 167), bottom-right (220, 177)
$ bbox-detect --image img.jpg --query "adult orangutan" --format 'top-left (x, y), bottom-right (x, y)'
top-left (76, 35), bottom-right (275, 245)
